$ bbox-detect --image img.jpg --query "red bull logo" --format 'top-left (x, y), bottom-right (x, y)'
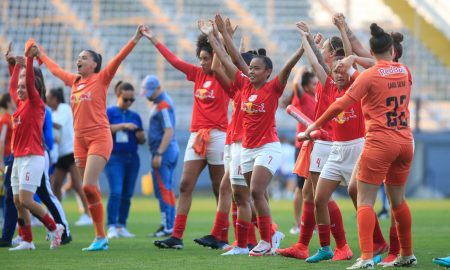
top-left (241, 101), bottom-right (265, 114)
top-left (71, 92), bottom-right (92, 104)
top-left (195, 88), bottom-right (215, 101)
top-left (334, 108), bottom-right (357, 124)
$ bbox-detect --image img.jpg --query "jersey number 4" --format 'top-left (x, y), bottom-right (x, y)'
top-left (386, 95), bottom-right (408, 128)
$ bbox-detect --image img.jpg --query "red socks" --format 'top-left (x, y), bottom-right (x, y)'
top-left (373, 213), bottom-right (386, 246)
top-left (236, 219), bottom-right (250, 248)
top-left (210, 211), bottom-right (229, 242)
top-left (328, 201), bottom-right (347, 248)
top-left (389, 225), bottom-right (400, 255)
top-left (392, 201), bottom-right (412, 256)
top-left (357, 205), bottom-right (375, 260)
top-left (318, 224), bottom-right (331, 247)
top-left (247, 222), bottom-right (257, 246)
top-left (41, 213), bottom-right (57, 231)
top-left (298, 201), bottom-right (315, 246)
top-left (232, 202), bottom-right (238, 240)
top-left (257, 216), bottom-right (272, 244)
top-left (20, 225), bottom-right (33, 243)
top-left (172, 214), bottom-right (187, 239)
top-left (83, 185), bottom-right (105, 238)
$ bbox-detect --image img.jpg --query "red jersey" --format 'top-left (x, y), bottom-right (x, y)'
top-left (10, 58), bottom-right (45, 157)
top-left (233, 71), bottom-right (285, 148)
top-left (225, 85), bottom-right (244, 145)
top-left (325, 76), bottom-right (365, 141)
top-left (0, 112), bottom-right (13, 157)
top-left (291, 89), bottom-right (316, 148)
top-left (313, 80), bottom-right (334, 141)
top-left (346, 60), bottom-right (413, 143)
top-left (155, 42), bottom-right (229, 132)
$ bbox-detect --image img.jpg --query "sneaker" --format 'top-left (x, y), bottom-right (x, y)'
top-left (61, 234), bottom-right (72, 245)
top-left (378, 253), bottom-right (397, 266)
top-left (306, 246), bottom-right (334, 263)
top-left (223, 240), bottom-right (237, 251)
top-left (289, 224), bottom-right (300, 235)
top-left (193, 235), bottom-right (221, 249)
top-left (218, 241), bottom-right (230, 250)
top-left (271, 231), bottom-right (285, 252)
top-left (373, 241), bottom-right (389, 256)
top-left (222, 246), bottom-right (249, 256)
top-left (433, 255), bottom-right (450, 268)
top-left (0, 238), bottom-right (12, 247)
top-left (9, 241), bottom-right (35, 251)
top-left (377, 208), bottom-right (389, 220)
top-left (151, 228), bottom-right (172, 238)
top-left (383, 254), bottom-right (417, 267)
top-left (12, 236), bottom-right (23, 246)
top-left (75, 214), bottom-right (93, 226)
top-left (247, 243), bottom-right (256, 251)
top-left (154, 237), bottom-right (183, 249)
top-left (249, 240), bottom-right (273, 256)
top-left (346, 258), bottom-right (374, 269)
top-left (107, 226), bottom-right (119, 239)
top-left (276, 242), bottom-right (309, 259)
top-left (332, 244), bottom-right (353, 261)
top-left (48, 224), bottom-right (65, 249)
top-left (82, 238), bottom-right (109, 251)
top-left (117, 227), bottom-right (136, 238)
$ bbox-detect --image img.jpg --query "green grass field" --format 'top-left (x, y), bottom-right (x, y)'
top-left (0, 196), bottom-right (449, 269)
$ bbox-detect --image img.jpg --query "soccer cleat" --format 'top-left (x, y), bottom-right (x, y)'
top-left (378, 253), bottom-right (398, 266)
top-left (373, 241), bottom-right (389, 256)
top-left (48, 224), bottom-right (65, 249)
top-left (271, 231), bottom-right (285, 252)
top-left (289, 224), bottom-right (300, 235)
top-left (9, 241), bottom-right (36, 251)
top-left (249, 240), bottom-right (273, 256)
top-left (82, 237), bottom-right (109, 251)
top-left (276, 242), bottom-right (309, 259)
top-left (221, 246), bottom-right (249, 256)
top-left (154, 237), bottom-right (183, 249)
top-left (0, 238), bottom-right (12, 247)
top-left (383, 254), bottom-right (417, 268)
top-left (346, 258), bottom-right (374, 269)
top-left (223, 240), bottom-right (237, 251)
top-left (75, 214), bottom-right (93, 226)
top-left (107, 226), bottom-right (119, 239)
top-left (306, 245), bottom-right (334, 263)
top-left (332, 244), bottom-right (353, 261)
top-left (193, 234), bottom-right (221, 249)
top-left (151, 227), bottom-right (173, 238)
top-left (12, 235), bottom-right (23, 246)
top-left (117, 227), bottom-right (136, 238)
top-left (61, 234), bottom-right (72, 245)
top-left (218, 241), bottom-right (230, 250)
top-left (432, 255), bottom-right (450, 268)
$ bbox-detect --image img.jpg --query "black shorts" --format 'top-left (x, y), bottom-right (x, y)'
top-left (55, 153), bottom-right (75, 171)
top-left (295, 147), bottom-right (305, 189)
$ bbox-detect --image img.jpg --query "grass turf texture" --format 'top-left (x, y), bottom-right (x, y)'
top-left (0, 197), bottom-right (449, 269)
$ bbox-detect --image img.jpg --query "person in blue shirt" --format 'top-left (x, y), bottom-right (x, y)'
top-left (105, 81), bottom-right (145, 239)
top-left (142, 75), bottom-right (179, 237)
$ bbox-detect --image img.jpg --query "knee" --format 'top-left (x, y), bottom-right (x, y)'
top-left (219, 182), bottom-right (231, 197)
top-left (348, 184), bottom-right (357, 199)
top-left (250, 188), bottom-right (264, 203)
top-left (13, 197), bottom-right (22, 209)
top-left (233, 191), bottom-right (249, 207)
top-left (179, 179), bottom-right (194, 195)
top-left (313, 196), bottom-right (327, 209)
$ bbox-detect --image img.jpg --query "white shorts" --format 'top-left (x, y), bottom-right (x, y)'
top-left (241, 142), bottom-right (282, 175)
top-left (309, 140), bottom-right (333, 173)
top-left (224, 144), bottom-right (231, 171)
top-left (184, 129), bottom-right (226, 165)
top-left (11, 155), bottom-right (45, 195)
top-left (230, 142), bottom-right (246, 186)
top-left (320, 138), bottom-right (365, 186)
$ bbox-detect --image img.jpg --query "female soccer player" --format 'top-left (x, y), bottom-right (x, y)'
top-left (46, 88), bottom-right (91, 226)
top-left (305, 23), bottom-right (416, 269)
top-left (142, 75), bottom-right (179, 238)
top-left (9, 53), bottom-right (64, 251)
top-left (199, 20), bottom-right (303, 256)
top-left (37, 25), bottom-right (144, 251)
top-left (141, 26), bottom-right (229, 249)
top-left (105, 81), bottom-right (145, 239)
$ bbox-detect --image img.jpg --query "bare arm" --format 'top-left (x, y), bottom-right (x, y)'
top-left (298, 22), bottom-right (330, 74)
top-left (298, 25), bottom-right (328, 86)
top-left (333, 13), bottom-right (352, 57)
top-left (339, 13), bottom-right (372, 58)
top-left (278, 47), bottom-right (304, 87)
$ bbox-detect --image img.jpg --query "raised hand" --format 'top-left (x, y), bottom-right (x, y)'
top-left (214, 13), bottom-right (226, 34)
top-left (132, 24), bottom-right (144, 42)
top-left (224, 17), bottom-right (238, 36)
top-left (314, 33), bottom-right (324, 45)
top-left (15, 56), bottom-right (26, 67)
top-left (140, 25), bottom-right (154, 39)
top-left (27, 45), bottom-right (40, 57)
top-left (332, 13), bottom-right (346, 29)
top-left (4, 42), bottom-right (15, 66)
top-left (296, 22), bottom-right (309, 36)
top-left (336, 55), bottom-right (355, 71)
top-left (197, 20), bottom-right (213, 35)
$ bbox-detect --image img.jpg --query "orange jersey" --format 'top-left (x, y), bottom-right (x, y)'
top-left (346, 60), bottom-right (413, 143)
top-left (41, 40), bottom-right (136, 134)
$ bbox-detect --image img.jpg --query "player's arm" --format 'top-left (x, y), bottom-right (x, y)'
top-left (278, 46), bottom-right (304, 87)
top-left (333, 13), bottom-right (352, 57)
top-left (302, 23), bottom-right (330, 74)
top-left (339, 13), bottom-right (372, 58)
top-left (35, 45), bottom-right (78, 86)
top-left (297, 24), bottom-right (328, 86)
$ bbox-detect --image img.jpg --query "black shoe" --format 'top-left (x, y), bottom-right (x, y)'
top-left (193, 235), bottom-right (221, 249)
top-left (0, 238), bottom-right (12, 247)
top-left (61, 234), bottom-right (72, 245)
top-left (154, 237), bottom-right (183, 249)
top-left (247, 243), bottom-right (255, 251)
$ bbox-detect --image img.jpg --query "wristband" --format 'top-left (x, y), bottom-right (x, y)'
top-left (347, 66), bottom-right (356, 77)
